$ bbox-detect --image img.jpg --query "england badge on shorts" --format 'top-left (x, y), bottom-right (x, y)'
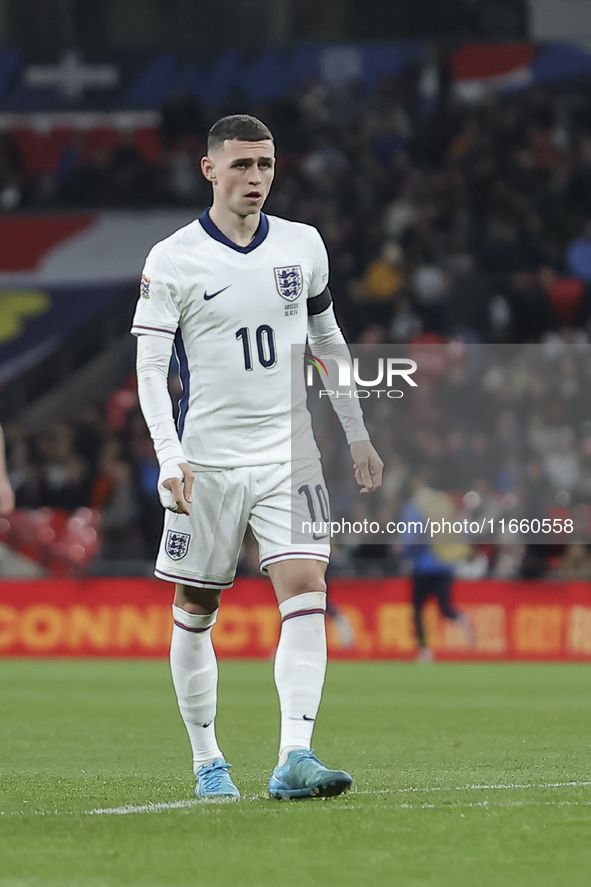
top-left (274, 265), bottom-right (303, 302)
top-left (165, 530), bottom-right (191, 560)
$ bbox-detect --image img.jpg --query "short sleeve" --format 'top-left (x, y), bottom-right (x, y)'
top-left (308, 228), bottom-right (330, 299)
top-left (131, 244), bottom-right (181, 340)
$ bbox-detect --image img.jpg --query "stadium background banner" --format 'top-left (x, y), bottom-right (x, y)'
top-left (1, 578), bottom-right (591, 660)
top-left (2, 42), bottom-right (591, 112)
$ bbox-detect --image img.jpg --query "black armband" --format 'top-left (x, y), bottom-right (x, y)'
top-left (307, 286), bottom-right (332, 316)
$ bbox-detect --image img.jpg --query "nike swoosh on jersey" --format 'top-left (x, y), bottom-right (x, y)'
top-left (204, 285), bottom-right (231, 300)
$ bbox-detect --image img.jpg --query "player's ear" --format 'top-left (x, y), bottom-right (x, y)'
top-left (201, 155), bottom-right (216, 182)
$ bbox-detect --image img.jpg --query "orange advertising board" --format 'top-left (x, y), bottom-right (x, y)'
top-left (1, 577), bottom-right (591, 659)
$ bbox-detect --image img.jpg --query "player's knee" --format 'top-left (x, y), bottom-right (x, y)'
top-left (285, 571), bottom-right (327, 598)
top-left (174, 584), bottom-right (221, 614)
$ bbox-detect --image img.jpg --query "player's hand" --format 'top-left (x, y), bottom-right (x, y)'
top-left (350, 440), bottom-right (383, 494)
top-left (162, 463), bottom-right (194, 514)
top-left (0, 474), bottom-right (15, 515)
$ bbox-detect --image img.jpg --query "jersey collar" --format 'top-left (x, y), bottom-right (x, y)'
top-left (199, 208), bottom-right (269, 253)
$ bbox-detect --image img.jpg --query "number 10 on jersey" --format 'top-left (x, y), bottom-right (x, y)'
top-left (236, 326), bottom-right (277, 370)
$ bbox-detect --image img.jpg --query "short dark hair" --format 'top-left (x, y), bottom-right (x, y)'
top-left (207, 114), bottom-right (274, 154)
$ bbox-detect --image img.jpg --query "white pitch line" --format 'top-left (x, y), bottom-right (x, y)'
top-left (389, 799), bottom-right (591, 812)
top-left (1, 781), bottom-right (590, 818)
top-left (334, 799), bottom-right (591, 813)
top-left (4, 799), bottom-right (591, 817)
top-left (352, 780), bottom-right (591, 796)
top-left (87, 800), bottom-right (201, 815)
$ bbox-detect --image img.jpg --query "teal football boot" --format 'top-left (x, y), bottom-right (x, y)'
top-left (268, 749), bottom-right (352, 800)
top-left (195, 758), bottom-right (240, 800)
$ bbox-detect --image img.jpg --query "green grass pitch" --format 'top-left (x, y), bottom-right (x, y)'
top-left (1, 659), bottom-right (591, 887)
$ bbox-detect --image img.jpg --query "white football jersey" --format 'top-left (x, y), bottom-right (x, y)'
top-left (131, 210), bottom-right (330, 469)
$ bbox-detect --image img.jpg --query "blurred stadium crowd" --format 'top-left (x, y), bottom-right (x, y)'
top-left (312, 342), bottom-right (591, 580)
top-left (4, 66), bottom-right (591, 578)
top-left (4, 79), bottom-right (591, 345)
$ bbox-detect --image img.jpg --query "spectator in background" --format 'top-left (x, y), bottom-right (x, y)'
top-left (505, 270), bottom-right (555, 342)
top-left (444, 252), bottom-right (491, 340)
top-left (0, 132), bottom-right (22, 211)
top-left (479, 217), bottom-right (529, 276)
top-left (159, 88), bottom-right (207, 149)
top-left (165, 147), bottom-right (202, 204)
top-left (90, 440), bottom-right (138, 560)
top-left (0, 423), bottom-right (15, 514)
top-left (555, 543), bottom-right (591, 579)
top-left (75, 407), bottom-right (106, 478)
top-left (300, 131), bottom-right (349, 193)
top-left (56, 133), bottom-right (84, 187)
top-left (36, 424), bottom-right (90, 509)
top-left (566, 137), bottom-right (591, 225)
top-left (567, 220), bottom-right (591, 283)
top-left (349, 241), bottom-right (405, 328)
top-left (129, 427), bottom-right (163, 559)
top-left (4, 425), bottom-right (40, 508)
top-left (110, 133), bottom-right (147, 206)
top-left (62, 146), bottom-right (113, 207)
top-left (412, 264), bottom-right (450, 334)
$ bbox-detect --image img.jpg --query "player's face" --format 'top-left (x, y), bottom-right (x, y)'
top-left (204, 139), bottom-right (275, 216)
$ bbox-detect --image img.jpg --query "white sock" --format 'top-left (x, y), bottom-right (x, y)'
top-left (170, 604), bottom-right (223, 774)
top-left (274, 591), bottom-right (327, 767)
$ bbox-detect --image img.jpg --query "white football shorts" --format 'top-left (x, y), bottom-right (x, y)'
top-left (154, 459), bottom-right (331, 589)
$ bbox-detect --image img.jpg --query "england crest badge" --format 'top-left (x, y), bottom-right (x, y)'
top-left (274, 265), bottom-right (303, 302)
top-left (165, 530), bottom-right (191, 560)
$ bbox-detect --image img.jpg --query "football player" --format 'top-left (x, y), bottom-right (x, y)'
top-left (133, 114), bottom-right (383, 800)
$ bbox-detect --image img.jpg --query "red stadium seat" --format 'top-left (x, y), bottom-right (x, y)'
top-left (0, 507), bottom-right (102, 576)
